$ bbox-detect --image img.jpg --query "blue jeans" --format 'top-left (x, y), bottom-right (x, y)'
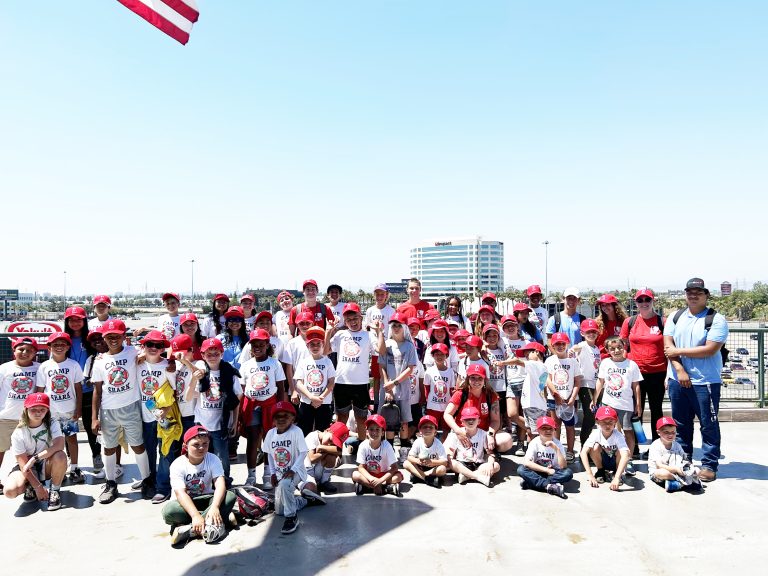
top-left (667, 380), bottom-right (721, 472)
top-left (142, 421), bottom-right (158, 478)
top-left (156, 440), bottom-right (180, 496)
top-left (517, 464), bottom-right (574, 492)
top-left (210, 430), bottom-right (231, 484)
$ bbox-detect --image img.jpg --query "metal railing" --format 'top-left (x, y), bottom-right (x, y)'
top-left (724, 329), bottom-right (766, 407)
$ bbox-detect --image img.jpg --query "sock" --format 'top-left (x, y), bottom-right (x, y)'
top-left (68, 463), bottom-right (75, 473)
top-left (321, 468), bottom-right (333, 483)
top-left (263, 464), bottom-right (271, 479)
top-left (135, 451), bottom-right (151, 479)
top-left (51, 484), bottom-right (61, 491)
top-left (248, 467), bottom-right (256, 477)
top-left (105, 453), bottom-right (117, 481)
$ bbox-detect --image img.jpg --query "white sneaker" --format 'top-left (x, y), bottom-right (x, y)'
top-left (457, 473), bottom-right (468, 485)
top-left (92, 469), bottom-right (106, 480)
top-left (262, 478), bottom-right (273, 491)
top-left (245, 475), bottom-right (257, 487)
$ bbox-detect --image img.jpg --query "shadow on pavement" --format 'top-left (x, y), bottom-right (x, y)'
top-left (716, 461), bottom-right (768, 480)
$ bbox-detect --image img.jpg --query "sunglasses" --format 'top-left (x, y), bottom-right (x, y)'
top-left (227, 317), bottom-right (244, 323)
top-left (635, 297), bottom-right (652, 303)
top-left (144, 342), bottom-right (165, 349)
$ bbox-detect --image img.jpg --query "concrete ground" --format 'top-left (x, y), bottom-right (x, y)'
top-left (2, 422), bottom-right (767, 575)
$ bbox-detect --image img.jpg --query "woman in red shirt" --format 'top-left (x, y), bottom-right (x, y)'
top-left (595, 294), bottom-right (628, 356)
top-left (619, 289), bottom-right (667, 441)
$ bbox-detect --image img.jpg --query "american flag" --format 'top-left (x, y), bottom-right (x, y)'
top-left (116, 0), bottom-right (199, 45)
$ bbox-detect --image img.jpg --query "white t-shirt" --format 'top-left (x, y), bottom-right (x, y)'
top-left (457, 357), bottom-right (489, 381)
top-left (544, 356), bottom-right (582, 400)
top-left (279, 336), bottom-right (310, 369)
top-left (422, 344), bottom-right (460, 372)
top-left (137, 359), bottom-right (177, 423)
top-left (584, 428), bottom-right (629, 456)
top-left (92, 346), bottom-right (140, 410)
top-left (364, 304), bottom-right (395, 342)
top-left (295, 355), bottom-right (336, 405)
top-left (597, 358), bottom-right (643, 412)
top-left (328, 302), bottom-right (345, 328)
top-left (170, 452), bottom-right (224, 498)
top-left (237, 337), bottom-right (284, 365)
top-left (524, 435), bottom-right (566, 470)
top-left (575, 343), bottom-right (601, 389)
top-left (408, 436), bottom-right (447, 461)
top-left (88, 316), bottom-right (112, 330)
top-left (330, 329), bottom-right (375, 384)
top-left (175, 363), bottom-right (197, 418)
top-left (485, 346), bottom-right (508, 393)
top-left (158, 313), bottom-right (181, 341)
top-left (36, 358), bottom-right (83, 417)
top-left (193, 362), bottom-right (243, 432)
top-left (11, 420), bottom-right (63, 457)
top-left (273, 310), bottom-right (292, 342)
top-left (408, 361), bottom-right (424, 404)
top-left (501, 337), bottom-right (526, 384)
top-left (303, 430), bottom-right (325, 468)
top-left (444, 428), bottom-right (488, 464)
top-left (648, 438), bottom-right (688, 477)
top-left (201, 315), bottom-right (225, 339)
top-left (265, 424), bottom-right (308, 481)
top-left (356, 439), bottom-right (397, 476)
top-left (0, 362), bottom-right (40, 420)
top-left (531, 306), bottom-right (549, 337)
top-left (240, 357), bottom-right (285, 401)
top-left (424, 365), bottom-right (456, 412)
top-left (520, 360), bottom-right (548, 411)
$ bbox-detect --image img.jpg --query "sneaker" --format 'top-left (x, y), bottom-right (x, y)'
top-left (140, 478), bottom-right (155, 499)
top-left (387, 483), bottom-right (401, 497)
top-left (457, 473), bottom-right (468, 485)
top-left (319, 481), bottom-right (337, 494)
top-left (47, 489), bottom-right (62, 511)
top-left (546, 482), bottom-right (567, 499)
top-left (665, 480), bottom-right (682, 493)
top-left (99, 480), bottom-right (119, 504)
top-left (519, 479), bottom-right (529, 490)
top-left (23, 483), bottom-right (37, 502)
top-left (355, 482), bottom-right (364, 495)
top-left (514, 442), bottom-right (526, 457)
top-left (131, 478), bottom-right (144, 490)
top-left (171, 525), bottom-right (194, 548)
top-left (152, 492), bottom-right (170, 504)
top-left (300, 487), bottom-right (326, 506)
top-left (92, 469), bottom-right (106, 480)
top-left (410, 473), bottom-right (423, 484)
top-left (114, 465), bottom-right (124, 480)
top-left (262, 478), bottom-right (273, 491)
top-left (255, 450), bottom-right (265, 466)
top-left (477, 473), bottom-right (491, 487)
top-left (625, 461), bottom-right (636, 476)
top-left (699, 468), bottom-right (717, 482)
top-left (565, 450), bottom-right (575, 463)
top-left (244, 475), bottom-right (257, 487)
top-left (595, 469), bottom-right (606, 484)
top-left (281, 515), bottom-right (299, 535)
top-left (426, 476), bottom-right (442, 489)
top-left (67, 468), bottom-right (85, 485)
top-left (92, 454), bottom-right (104, 472)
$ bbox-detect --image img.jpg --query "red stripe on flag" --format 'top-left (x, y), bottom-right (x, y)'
top-left (116, 0), bottom-right (191, 45)
top-left (161, 0), bottom-right (199, 23)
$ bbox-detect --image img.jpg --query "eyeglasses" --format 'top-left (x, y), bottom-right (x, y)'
top-left (635, 297), bottom-right (652, 303)
top-left (226, 318), bottom-right (244, 323)
top-left (144, 342), bottom-right (165, 349)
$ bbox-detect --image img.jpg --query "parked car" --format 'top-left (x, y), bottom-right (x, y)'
top-left (722, 376), bottom-right (735, 387)
top-left (721, 367), bottom-right (732, 376)
top-left (750, 334), bottom-right (759, 340)
top-left (735, 377), bottom-right (755, 387)
top-left (730, 363), bottom-right (746, 371)
top-left (730, 355), bottom-right (743, 362)
top-left (748, 358), bottom-right (759, 368)
top-left (736, 347), bottom-right (749, 355)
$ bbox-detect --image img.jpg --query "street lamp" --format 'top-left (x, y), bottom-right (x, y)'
top-left (63, 270), bottom-right (67, 306)
top-left (190, 259), bottom-right (195, 311)
top-left (542, 241), bottom-right (550, 304)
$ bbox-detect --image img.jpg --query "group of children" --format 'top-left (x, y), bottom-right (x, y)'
top-left (0, 285), bottom-right (707, 546)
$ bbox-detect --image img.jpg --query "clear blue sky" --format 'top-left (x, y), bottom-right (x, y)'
top-left (2, 1), bottom-right (765, 297)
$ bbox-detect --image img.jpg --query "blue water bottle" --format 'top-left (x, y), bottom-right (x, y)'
top-left (631, 416), bottom-right (648, 444)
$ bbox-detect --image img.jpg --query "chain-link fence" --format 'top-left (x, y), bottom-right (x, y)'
top-left (722, 329), bottom-right (766, 405)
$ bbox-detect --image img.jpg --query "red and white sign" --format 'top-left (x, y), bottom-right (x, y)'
top-left (7, 321), bottom-right (63, 345)
top-left (116, 0), bottom-right (200, 45)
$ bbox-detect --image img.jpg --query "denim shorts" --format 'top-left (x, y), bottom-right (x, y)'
top-left (505, 382), bottom-right (523, 399)
top-left (523, 407), bottom-right (546, 430)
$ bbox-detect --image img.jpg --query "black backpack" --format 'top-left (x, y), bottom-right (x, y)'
top-left (552, 312), bottom-right (587, 334)
top-left (625, 314), bottom-right (664, 353)
top-left (671, 307), bottom-right (729, 364)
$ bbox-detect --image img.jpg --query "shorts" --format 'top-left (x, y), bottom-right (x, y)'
top-left (613, 408), bottom-right (633, 430)
top-left (523, 407), bottom-right (546, 431)
top-left (410, 403), bottom-right (424, 423)
top-left (599, 449), bottom-right (617, 472)
top-left (546, 400), bottom-right (576, 427)
top-left (0, 419), bottom-right (18, 452)
top-left (497, 390), bottom-right (508, 419)
top-left (370, 356), bottom-right (380, 379)
top-left (247, 406), bottom-right (262, 428)
top-left (456, 461), bottom-right (480, 472)
top-left (101, 401), bottom-right (144, 449)
top-left (333, 383), bottom-right (370, 417)
top-left (505, 382), bottom-right (523, 400)
top-left (12, 460), bottom-right (45, 480)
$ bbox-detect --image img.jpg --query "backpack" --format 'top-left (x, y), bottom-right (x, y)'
top-left (234, 485), bottom-right (274, 522)
top-left (380, 401), bottom-right (401, 432)
top-left (552, 312), bottom-right (587, 335)
top-left (625, 314), bottom-right (664, 353)
top-left (671, 307), bottom-right (729, 364)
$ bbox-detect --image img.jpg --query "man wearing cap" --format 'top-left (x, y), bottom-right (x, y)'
top-left (396, 278), bottom-right (435, 329)
top-left (663, 278), bottom-right (728, 482)
top-left (526, 285), bottom-right (548, 337)
top-left (328, 303), bottom-right (380, 437)
top-left (89, 295), bottom-right (113, 330)
top-left (545, 287), bottom-right (586, 345)
top-left (288, 280), bottom-right (335, 336)
top-left (163, 425), bottom-right (237, 547)
top-left (0, 337), bottom-right (41, 493)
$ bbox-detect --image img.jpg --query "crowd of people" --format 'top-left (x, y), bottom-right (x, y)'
top-left (0, 276), bottom-right (728, 543)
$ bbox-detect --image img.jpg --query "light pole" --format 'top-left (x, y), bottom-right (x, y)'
top-left (63, 270), bottom-right (67, 307)
top-left (542, 241), bottom-right (550, 304)
top-left (190, 259), bottom-right (195, 311)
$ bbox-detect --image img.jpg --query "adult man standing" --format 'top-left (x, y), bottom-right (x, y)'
top-left (545, 287), bottom-right (586, 345)
top-left (397, 278), bottom-right (434, 328)
top-left (663, 278), bottom-right (728, 482)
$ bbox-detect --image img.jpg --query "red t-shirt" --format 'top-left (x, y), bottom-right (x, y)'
top-left (288, 303), bottom-right (335, 329)
top-left (449, 388), bottom-right (499, 431)
top-left (596, 320), bottom-right (623, 357)
top-left (619, 315), bottom-right (666, 373)
top-left (397, 301), bottom-right (434, 328)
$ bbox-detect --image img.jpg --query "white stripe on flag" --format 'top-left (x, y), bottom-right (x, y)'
top-left (134, 0), bottom-right (193, 33)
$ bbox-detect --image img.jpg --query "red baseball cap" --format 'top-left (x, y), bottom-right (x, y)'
top-left (214, 293), bottom-right (230, 302)
top-left (342, 302), bottom-right (361, 315)
top-left (240, 294), bottom-right (255, 302)
top-left (406, 317), bottom-right (421, 327)
top-left (24, 392), bottom-right (50, 410)
top-left (478, 304), bottom-right (496, 316)
top-left (418, 415), bottom-right (439, 429)
top-left (431, 343), bottom-right (449, 356)
top-left (200, 338), bottom-right (224, 353)
top-left (248, 328), bottom-right (271, 342)
top-left (170, 334), bottom-right (194, 352)
top-left (140, 330), bottom-right (170, 347)
top-left (513, 302), bottom-right (532, 313)
top-left (595, 406), bottom-right (618, 421)
top-left (277, 291), bottom-right (293, 301)
top-left (305, 326), bottom-right (325, 342)
top-left (328, 421), bottom-right (350, 448)
top-left (93, 295), bottom-right (112, 305)
top-left (635, 289), bottom-right (655, 301)
top-left (366, 414), bottom-right (386, 429)
top-left (501, 315), bottom-right (519, 326)
top-left (389, 312), bottom-right (408, 324)
top-left (101, 319), bottom-right (127, 336)
top-left (86, 327), bottom-right (104, 342)
top-left (224, 306), bottom-right (245, 319)
top-left (550, 332), bottom-right (570, 345)
top-left (481, 292), bottom-right (497, 303)
top-left (12, 337), bottom-right (39, 351)
top-left (460, 406), bottom-right (481, 420)
top-left (536, 415), bottom-right (557, 430)
top-left (182, 425), bottom-right (209, 454)
top-left (302, 279), bottom-right (318, 290)
top-left (597, 294), bottom-right (618, 305)
top-left (273, 400), bottom-right (297, 417)
top-left (64, 306), bottom-right (86, 319)
top-left (429, 319), bottom-right (449, 333)
top-left (656, 416), bottom-right (677, 430)
top-left (580, 318), bottom-right (599, 332)
top-left (255, 310), bottom-right (273, 323)
top-left (295, 311), bottom-right (314, 324)
top-left (455, 329), bottom-right (471, 339)
top-left (47, 332), bottom-right (71, 345)
top-left (465, 363), bottom-right (487, 378)
top-left (465, 335), bottom-right (483, 348)
top-left (482, 324), bottom-right (500, 335)
top-left (515, 341), bottom-right (546, 357)
top-left (180, 312), bottom-right (198, 325)
top-left (162, 292), bottom-right (180, 302)
top-left (527, 285), bottom-right (543, 297)
top-left (424, 309), bottom-right (441, 322)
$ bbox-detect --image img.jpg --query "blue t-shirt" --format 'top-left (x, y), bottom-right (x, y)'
top-left (217, 335), bottom-right (244, 370)
top-left (664, 309), bottom-right (728, 385)
top-left (70, 337), bottom-right (92, 392)
top-left (545, 312), bottom-right (584, 345)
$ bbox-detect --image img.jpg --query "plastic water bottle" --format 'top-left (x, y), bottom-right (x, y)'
top-left (631, 416), bottom-right (648, 444)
